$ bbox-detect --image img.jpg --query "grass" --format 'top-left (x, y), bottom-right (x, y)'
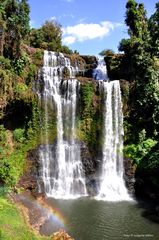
top-left (0, 192), bottom-right (49, 240)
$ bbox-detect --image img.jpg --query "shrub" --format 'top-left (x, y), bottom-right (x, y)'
top-left (13, 128), bottom-right (26, 143)
top-left (0, 125), bottom-right (7, 143)
top-left (0, 56), bottom-right (12, 70)
top-left (124, 138), bottom-right (157, 164)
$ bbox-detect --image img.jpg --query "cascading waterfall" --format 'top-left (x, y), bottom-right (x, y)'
top-left (37, 52), bottom-right (130, 201)
top-left (93, 57), bottom-right (108, 80)
top-left (38, 50), bottom-right (87, 199)
top-left (93, 56), bottom-right (130, 201)
top-left (97, 80), bottom-right (131, 201)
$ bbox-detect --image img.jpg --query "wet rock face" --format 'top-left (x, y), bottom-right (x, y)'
top-left (19, 143), bottom-right (135, 197)
top-left (80, 141), bottom-right (101, 196)
top-left (80, 142), bottom-right (96, 176)
top-left (123, 158), bottom-right (135, 195)
top-left (17, 148), bottom-right (40, 194)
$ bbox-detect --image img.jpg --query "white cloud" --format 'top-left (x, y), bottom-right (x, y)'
top-left (51, 16), bottom-right (57, 21)
top-left (62, 21), bottom-right (121, 45)
top-left (63, 36), bottom-right (76, 44)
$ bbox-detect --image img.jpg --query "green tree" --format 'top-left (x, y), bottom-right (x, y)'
top-left (149, 2), bottom-right (159, 57)
top-left (119, 0), bottom-right (151, 79)
top-left (41, 20), bottom-right (62, 51)
top-left (29, 28), bottom-right (44, 48)
top-left (29, 20), bottom-right (62, 52)
top-left (61, 45), bottom-right (73, 54)
top-left (3, 0), bottom-right (30, 59)
top-left (99, 49), bottom-right (114, 57)
top-left (119, 0), bottom-right (159, 138)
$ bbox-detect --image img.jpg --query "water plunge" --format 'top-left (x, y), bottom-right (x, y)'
top-left (38, 51), bottom-right (130, 201)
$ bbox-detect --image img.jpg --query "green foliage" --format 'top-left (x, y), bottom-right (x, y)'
top-left (149, 2), bottom-right (159, 57)
top-left (15, 82), bottom-right (28, 93)
top-left (0, 98), bottom-right (41, 187)
top-left (0, 125), bottom-right (7, 143)
top-left (0, 68), bottom-right (13, 103)
top-left (29, 28), bottom-right (44, 48)
top-left (13, 128), bottom-right (26, 143)
top-left (13, 53), bottom-right (30, 74)
top-left (29, 20), bottom-right (62, 52)
top-left (80, 82), bottom-right (94, 114)
top-left (0, 56), bottom-right (12, 70)
top-left (0, 195), bottom-right (49, 240)
top-left (124, 134), bottom-right (157, 165)
top-left (2, 0), bottom-right (30, 59)
top-left (0, 148), bottom-right (25, 186)
top-left (104, 54), bottom-right (124, 79)
top-left (137, 142), bottom-right (159, 171)
top-left (0, 133), bottom-right (38, 187)
top-left (25, 63), bottom-right (37, 86)
top-left (32, 49), bottom-right (43, 66)
top-left (125, 0), bottom-right (148, 38)
top-left (99, 49), bottom-right (115, 57)
top-left (118, 0), bottom-right (159, 140)
top-left (61, 45), bottom-right (73, 54)
top-left (77, 82), bottom-right (103, 155)
top-left (119, 0), bottom-right (151, 79)
top-left (26, 101), bottom-right (41, 140)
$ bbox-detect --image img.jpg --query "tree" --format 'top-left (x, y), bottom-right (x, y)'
top-left (118, 0), bottom-right (151, 79)
top-left (125, 0), bottom-right (148, 38)
top-left (29, 20), bottom-right (62, 52)
top-left (0, 1), bottom-right (6, 55)
top-left (119, 0), bottom-right (159, 138)
top-left (99, 49), bottom-right (115, 57)
top-left (60, 45), bottom-right (73, 54)
top-left (3, 0), bottom-right (30, 59)
top-left (29, 28), bottom-right (44, 48)
top-left (41, 20), bottom-right (62, 51)
top-left (149, 2), bottom-right (159, 57)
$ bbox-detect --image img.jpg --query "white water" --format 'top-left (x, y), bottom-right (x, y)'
top-left (38, 52), bottom-right (130, 201)
top-left (93, 57), bottom-right (108, 80)
top-left (97, 80), bottom-right (131, 201)
top-left (39, 50), bottom-right (87, 199)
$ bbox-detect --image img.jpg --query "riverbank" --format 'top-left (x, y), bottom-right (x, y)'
top-left (0, 189), bottom-right (73, 240)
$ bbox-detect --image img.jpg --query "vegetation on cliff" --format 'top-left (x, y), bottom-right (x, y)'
top-left (119, 0), bottom-right (159, 174)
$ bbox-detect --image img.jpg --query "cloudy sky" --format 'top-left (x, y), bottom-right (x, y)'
top-left (28, 0), bottom-right (157, 55)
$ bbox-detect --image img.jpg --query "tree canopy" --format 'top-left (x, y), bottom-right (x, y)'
top-left (118, 0), bottom-right (159, 138)
top-left (0, 0), bottom-right (30, 59)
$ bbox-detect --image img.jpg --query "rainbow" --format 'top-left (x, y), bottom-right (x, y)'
top-left (48, 205), bottom-right (66, 227)
top-left (36, 197), bottom-right (67, 227)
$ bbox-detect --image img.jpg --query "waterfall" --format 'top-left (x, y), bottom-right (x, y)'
top-left (38, 50), bottom-right (87, 199)
top-left (97, 80), bottom-right (131, 201)
top-left (92, 57), bottom-right (108, 80)
top-left (37, 51), bottom-right (131, 201)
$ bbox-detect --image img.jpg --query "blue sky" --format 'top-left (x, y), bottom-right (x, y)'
top-left (28, 0), bottom-right (157, 55)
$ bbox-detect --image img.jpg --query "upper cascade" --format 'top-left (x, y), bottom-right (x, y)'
top-left (92, 57), bottom-right (108, 81)
top-left (43, 50), bottom-right (78, 79)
